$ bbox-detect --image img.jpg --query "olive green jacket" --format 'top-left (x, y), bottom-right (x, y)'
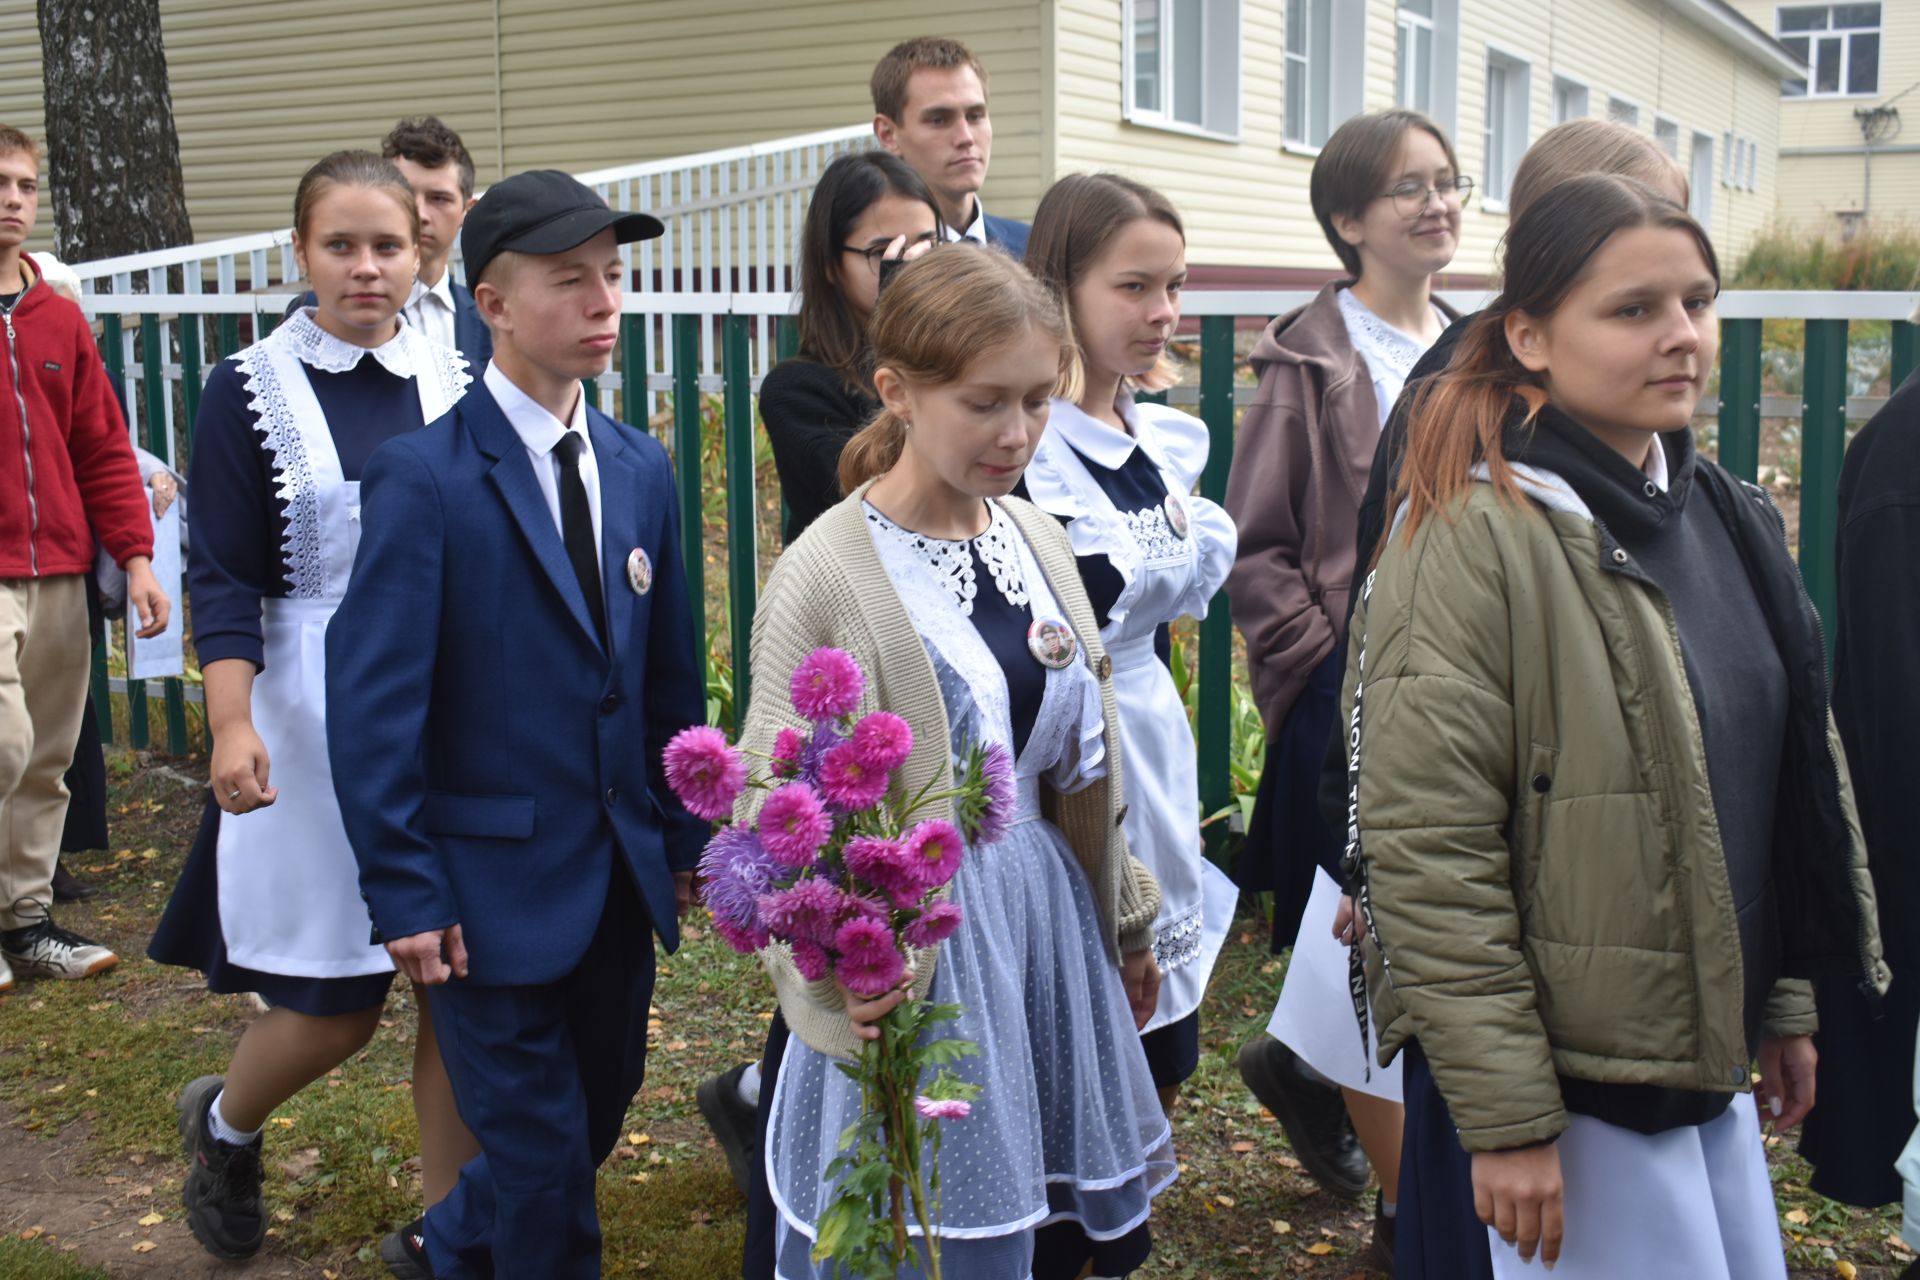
top-left (1345, 462), bottom-right (1889, 1152)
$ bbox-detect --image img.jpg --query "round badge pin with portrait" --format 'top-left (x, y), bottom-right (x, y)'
top-left (1026, 616), bottom-right (1078, 670)
top-left (1164, 492), bottom-right (1191, 540)
top-left (626, 547), bottom-right (653, 596)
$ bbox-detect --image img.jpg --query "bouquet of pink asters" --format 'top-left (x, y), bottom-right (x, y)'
top-left (662, 646), bottom-right (1015, 1280)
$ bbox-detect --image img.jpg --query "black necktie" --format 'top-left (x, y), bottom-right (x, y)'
top-left (552, 431), bottom-right (606, 644)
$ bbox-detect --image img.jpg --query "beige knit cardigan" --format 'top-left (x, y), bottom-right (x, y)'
top-left (737, 482), bottom-right (1163, 1060)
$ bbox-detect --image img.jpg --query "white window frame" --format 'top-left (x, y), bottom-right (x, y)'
top-left (1776, 3), bottom-right (1882, 99)
top-left (1397, 3), bottom-right (1437, 114)
top-left (1284, 0), bottom-right (1369, 153)
top-left (1654, 114), bottom-right (1682, 159)
top-left (1607, 95), bottom-right (1641, 128)
top-left (1482, 45), bottom-right (1533, 212)
top-left (1745, 138), bottom-right (1760, 190)
top-left (1123, 0), bottom-right (1244, 142)
top-left (1690, 131), bottom-right (1714, 223)
top-left (1551, 72), bottom-right (1590, 124)
top-left (1722, 130), bottom-right (1735, 184)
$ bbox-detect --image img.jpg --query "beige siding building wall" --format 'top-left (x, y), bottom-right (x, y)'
top-left (4, 0), bottom-right (1795, 275)
top-left (1728, 0), bottom-right (1920, 229)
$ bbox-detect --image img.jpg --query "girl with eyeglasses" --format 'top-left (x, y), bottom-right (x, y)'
top-left (759, 150), bottom-right (942, 545)
top-left (1224, 107), bottom-right (1466, 1271)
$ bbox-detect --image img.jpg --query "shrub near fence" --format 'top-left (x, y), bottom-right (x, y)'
top-left (80, 289), bottom-right (1920, 861)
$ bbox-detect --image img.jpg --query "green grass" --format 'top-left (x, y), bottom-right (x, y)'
top-left (0, 1239), bottom-right (109, 1280)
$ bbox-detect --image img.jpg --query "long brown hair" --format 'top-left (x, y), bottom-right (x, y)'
top-left (795, 151), bottom-right (942, 396)
top-left (1389, 174), bottom-right (1719, 550)
top-left (1310, 109), bottom-right (1459, 277)
top-left (838, 247), bottom-right (1067, 493)
top-left (1025, 173), bottom-right (1184, 401)
top-left (292, 149), bottom-right (419, 243)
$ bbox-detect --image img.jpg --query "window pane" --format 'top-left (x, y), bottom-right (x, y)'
top-left (1655, 119), bottom-right (1680, 157)
top-left (1309, 0), bottom-right (1332, 145)
top-left (1401, 0), bottom-right (1434, 16)
top-left (1608, 97), bottom-right (1638, 126)
top-left (1397, 21), bottom-right (1412, 106)
top-left (1134, 0), bottom-right (1161, 114)
top-left (1816, 35), bottom-right (1842, 92)
top-left (1486, 62), bottom-right (1508, 199)
top-left (1777, 6), bottom-right (1829, 32)
top-left (1171, 0), bottom-right (1204, 124)
top-left (1834, 5), bottom-right (1880, 28)
top-left (1690, 135), bottom-right (1713, 222)
top-left (1782, 34), bottom-right (1810, 94)
top-left (1849, 31), bottom-right (1879, 93)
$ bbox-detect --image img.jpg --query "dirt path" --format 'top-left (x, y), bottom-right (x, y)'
top-left (0, 1101), bottom-right (331, 1278)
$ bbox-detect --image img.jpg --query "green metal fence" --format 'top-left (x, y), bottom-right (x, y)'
top-left (80, 289), bottom-right (1918, 842)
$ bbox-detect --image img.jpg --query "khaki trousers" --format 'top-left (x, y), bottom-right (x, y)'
top-left (0, 575), bottom-right (90, 931)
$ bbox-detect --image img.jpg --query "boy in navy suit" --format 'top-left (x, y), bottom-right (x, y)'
top-left (327, 170), bottom-right (706, 1279)
top-left (870, 36), bottom-right (1029, 257)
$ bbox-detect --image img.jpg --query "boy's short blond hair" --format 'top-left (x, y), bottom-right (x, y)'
top-left (0, 126), bottom-right (39, 169)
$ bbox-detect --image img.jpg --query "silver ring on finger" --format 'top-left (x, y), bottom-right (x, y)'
top-left (228, 789), bottom-right (242, 801)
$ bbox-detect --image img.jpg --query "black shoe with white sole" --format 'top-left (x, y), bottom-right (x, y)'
top-left (380, 1216), bottom-right (435, 1279)
top-left (1, 904), bottom-right (117, 979)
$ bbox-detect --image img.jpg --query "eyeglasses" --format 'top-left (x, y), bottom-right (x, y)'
top-left (1379, 176), bottom-right (1475, 218)
top-left (840, 233), bottom-right (940, 268)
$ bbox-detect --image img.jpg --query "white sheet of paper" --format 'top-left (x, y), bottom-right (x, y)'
top-left (127, 502), bottom-right (185, 680)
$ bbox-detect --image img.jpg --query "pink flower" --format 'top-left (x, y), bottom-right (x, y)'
top-left (769, 727), bottom-right (807, 780)
top-left (902, 899), bottom-right (963, 949)
top-left (661, 725), bottom-right (747, 822)
top-left (758, 879), bottom-right (847, 946)
top-left (914, 1096), bottom-right (972, 1122)
top-left (833, 916), bottom-right (906, 997)
top-left (757, 782), bottom-right (830, 866)
top-left (790, 647), bottom-right (864, 723)
top-left (711, 915), bottom-right (770, 954)
top-left (975, 743), bottom-right (1016, 845)
top-left (843, 836), bottom-right (922, 908)
top-left (818, 742), bottom-right (891, 812)
top-left (790, 937), bottom-right (832, 983)
top-left (905, 820), bottom-right (965, 891)
top-left (850, 712), bottom-right (913, 772)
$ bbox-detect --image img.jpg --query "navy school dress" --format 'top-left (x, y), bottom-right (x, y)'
top-left (149, 339), bottom-right (432, 1017)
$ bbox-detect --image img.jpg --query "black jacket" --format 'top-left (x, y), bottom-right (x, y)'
top-left (758, 356), bottom-right (878, 544)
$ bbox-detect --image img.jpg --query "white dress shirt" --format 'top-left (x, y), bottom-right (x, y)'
top-left (484, 362), bottom-right (603, 575)
top-left (403, 270), bottom-right (459, 353)
top-left (944, 198), bottom-right (991, 246)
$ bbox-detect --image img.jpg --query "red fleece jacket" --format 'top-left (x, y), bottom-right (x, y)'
top-left (0, 256), bottom-right (152, 577)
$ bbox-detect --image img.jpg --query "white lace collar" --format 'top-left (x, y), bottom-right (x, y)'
top-left (1335, 286), bottom-right (1443, 387)
top-left (863, 500), bottom-right (1029, 617)
top-left (281, 307), bottom-right (419, 378)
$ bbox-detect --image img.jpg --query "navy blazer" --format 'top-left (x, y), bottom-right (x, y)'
top-left (325, 380), bottom-right (707, 986)
top-left (983, 213), bottom-right (1031, 259)
top-left (288, 281), bottom-right (493, 373)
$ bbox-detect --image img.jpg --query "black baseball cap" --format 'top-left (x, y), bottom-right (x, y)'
top-left (461, 169), bottom-right (665, 289)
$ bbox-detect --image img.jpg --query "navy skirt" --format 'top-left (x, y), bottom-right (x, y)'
top-left (1397, 1041), bottom-right (1495, 1280)
top-left (1139, 1009), bottom-right (1201, 1090)
top-left (1241, 644), bottom-right (1346, 954)
top-left (1801, 967), bottom-right (1920, 1207)
top-left (149, 795), bottom-right (393, 1017)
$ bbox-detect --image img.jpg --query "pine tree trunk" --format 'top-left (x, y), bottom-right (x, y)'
top-left (36, 0), bottom-right (192, 261)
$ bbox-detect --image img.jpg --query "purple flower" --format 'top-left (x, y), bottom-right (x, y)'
top-left (769, 727), bottom-right (807, 780)
top-left (818, 742), bottom-right (891, 812)
top-left (758, 878), bottom-right (847, 946)
top-left (905, 820), bottom-right (965, 891)
top-left (975, 743), bottom-right (1016, 845)
top-left (757, 782), bottom-right (831, 866)
top-left (914, 1096), bottom-right (972, 1121)
top-left (902, 899), bottom-right (963, 949)
top-left (790, 647), bottom-right (864, 723)
top-left (790, 937), bottom-right (832, 983)
top-left (662, 725), bottom-right (747, 822)
top-left (696, 827), bottom-right (779, 950)
top-left (850, 712), bottom-right (913, 772)
top-left (795, 724), bottom-right (844, 787)
top-left (833, 916), bottom-right (906, 997)
top-left (843, 836), bottom-right (922, 908)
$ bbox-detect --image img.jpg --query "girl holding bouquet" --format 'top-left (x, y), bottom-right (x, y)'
top-left (1019, 174), bottom-right (1238, 1112)
top-left (738, 246), bottom-right (1174, 1278)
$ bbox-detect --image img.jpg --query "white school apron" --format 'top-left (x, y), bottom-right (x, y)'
top-left (215, 320), bottom-right (466, 978)
top-left (1025, 400), bottom-right (1239, 1034)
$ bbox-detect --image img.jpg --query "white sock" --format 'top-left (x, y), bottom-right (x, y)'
top-left (1382, 1198), bottom-right (1398, 1219)
top-left (207, 1089), bottom-right (262, 1146)
top-left (737, 1061), bottom-right (763, 1108)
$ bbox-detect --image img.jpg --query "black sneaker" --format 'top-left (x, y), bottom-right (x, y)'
top-left (1, 912), bottom-right (117, 979)
top-left (1237, 1035), bottom-right (1370, 1200)
top-left (176, 1074), bottom-right (266, 1260)
top-left (1367, 1189), bottom-right (1397, 1275)
top-left (379, 1216), bottom-right (435, 1279)
top-left (697, 1062), bottom-right (760, 1195)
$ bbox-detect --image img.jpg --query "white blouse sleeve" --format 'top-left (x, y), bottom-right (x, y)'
top-left (1044, 657), bottom-right (1108, 794)
top-left (1136, 403), bottom-right (1239, 621)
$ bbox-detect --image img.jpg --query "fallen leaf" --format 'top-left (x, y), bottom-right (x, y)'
top-left (1216, 1194), bottom-right (1235, 1207)
top-left (628, 1132), bottom-right (652, 1145)
top-left (132, 1241), bottom-right (157, 1253)
top-left (1271, 1219), bottom-right (1292, 1235)
top-left (18, 1227), bottom-right (43, 1241)
top-left (128, 1153), bottom-right (146, 1166)
top-left (138, 1212), bottom-right (163, 1227)
top-left (1837, 1261), bottom-right (1858, 1280)
top-left (1230, 1140), bottom-right (1255, 1153)
top-left (1785, 1209), bottom-right (1811, 1226)
top-left (1305, 1242), bottom-right (1334, 1255)
top-left (666, 1040), bottom-right (689, 1051)
top-left (1277, 1154), bottom-right (1302, 1171)
top-left (272, 1117), bottom-right (296, 1128)
top-left (274, 1209), bottom-right (295, 1223)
